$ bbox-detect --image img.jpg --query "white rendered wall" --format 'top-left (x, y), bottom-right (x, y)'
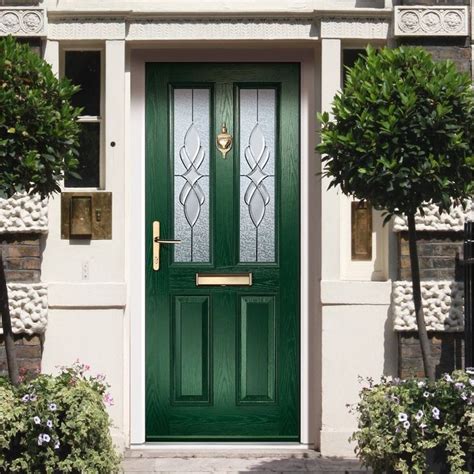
top-left (320, 304), bottom-right (397, 457)
top-left (41, 39), bottom-right (127, 445)
top-left (318, 38), bottom-right (397, 456)
top-left (41, 308), bottom-right (125, 449)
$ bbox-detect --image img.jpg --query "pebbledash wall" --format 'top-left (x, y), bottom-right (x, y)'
top-left (0, 0), bottom-right (472, 457)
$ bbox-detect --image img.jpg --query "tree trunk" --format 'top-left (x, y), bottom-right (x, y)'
top-left (0, 251), bottom-right (19, 385)
top-left (407, 213), bottom-right (435, 380)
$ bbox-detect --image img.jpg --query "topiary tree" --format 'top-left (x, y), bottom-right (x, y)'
top-left (318, 46), bottom-right (474, 380)
top-left (0, 36), bottom-right (81, 385)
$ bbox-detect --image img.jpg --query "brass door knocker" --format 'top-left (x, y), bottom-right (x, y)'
top-left (216, 123), bottom-right (233, 159)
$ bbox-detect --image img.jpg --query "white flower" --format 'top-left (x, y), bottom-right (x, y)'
top-left (454, 382), bottom-right (465, 390)
top-left (37, 434), bottom-right (43, 446)
top-left (30, 394), bottom-right (37, 402)
top-left (398, 413), bottom-right (408, 422)
top-left (21, 394), bottom-right (30, 403)
top-left (403, 420), bottom-right (410, 429)
top-left (466, 368), bottom-right (474, 375)
top-left (423, 391), bottom-right (431, 398)
top-left (420, 423), bottom-right (427, 430)
top-left (444, 374), bottom-right (453, 383)
top-left (42, 434), bottom-right (51, 443)
top-left (49, 403), bottom-right (57, 411)
top-left (417, 381), bottom-right (426, 388)
top-left (33, 416), bottom-right (41, 425)
top-left (469, 379), bottom-right (474, 387)
top-left (461, 393), bottom-right (468, 401)
top-left (46, 420), bottom-right (53, 428)
top-left (54, 440), bottom-right (60, 450)
top-left (415, 410), bottom-right (424, 421)
top-left (432, 407), bottom-right (440, 420)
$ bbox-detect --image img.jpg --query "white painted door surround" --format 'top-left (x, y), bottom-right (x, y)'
top-left (129, 48), bottom-right (319, 446)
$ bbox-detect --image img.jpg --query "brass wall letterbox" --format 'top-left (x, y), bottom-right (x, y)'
top-left (61, 192), bottom-right (112, 240)
top-left (351, 200), bottom-right (372, 261)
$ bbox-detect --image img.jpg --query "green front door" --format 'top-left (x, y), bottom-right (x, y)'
top-left (145, 63), bottom-right (300, 441)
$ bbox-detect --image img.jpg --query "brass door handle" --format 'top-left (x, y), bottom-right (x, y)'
top-left (153, 221), bottom-right (180, 271)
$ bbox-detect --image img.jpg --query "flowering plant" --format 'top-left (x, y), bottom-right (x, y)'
top-left (0, 361), bottom-right (120, 473)
top-left (351, 369), bottom-right (473, 473)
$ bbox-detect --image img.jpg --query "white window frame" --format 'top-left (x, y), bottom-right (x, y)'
top-left (60, 45), bottom-right (105, 190)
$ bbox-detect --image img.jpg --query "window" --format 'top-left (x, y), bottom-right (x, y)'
top-left (63, 50), bottom-right (103, 188)
top-left (342, 49), bottom-right (366, 88)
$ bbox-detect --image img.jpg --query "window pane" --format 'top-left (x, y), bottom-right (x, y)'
top-left (65, 51), bottom-right (101, 116)
top-left (239, 89), bottom-right (276, 263)
top-left (173, 88), bottom-right (210, 263)
top-left (65, 122), bottom-right (100, 188)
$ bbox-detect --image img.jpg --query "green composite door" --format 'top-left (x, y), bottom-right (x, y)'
top-left (145, 63), bottom-right (300, 441)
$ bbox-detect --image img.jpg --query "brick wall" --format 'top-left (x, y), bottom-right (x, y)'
top-left (399, 232), bottom-right (463, 281)
top-left (1, 234), bottom-right (42, 283)
top-left (0, 234), bottom-right (43, 378)
top-left (0, 335), bottom-right (42, 380)
top-left (396, 0), bottom-right (470, 378)
top-left (399, 333), bottom-right (464, 378)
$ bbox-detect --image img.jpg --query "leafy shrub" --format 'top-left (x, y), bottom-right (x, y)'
top-left (0, 35), bottom-right (81, 198)
top-left (351, 369), bottom-right (474, 473)
top-left (0, 361), bottom-right (121, 473)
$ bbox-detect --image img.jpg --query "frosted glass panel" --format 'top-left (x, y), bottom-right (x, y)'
top-left (173, 89), bottom-right (210, 263)
top-left (240, 89), bottom-right (276, 263)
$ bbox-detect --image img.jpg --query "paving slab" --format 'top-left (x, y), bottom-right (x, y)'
top-left (122, 450), bottom-right (370, 473)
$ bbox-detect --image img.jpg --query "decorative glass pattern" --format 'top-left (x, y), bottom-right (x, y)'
top-left (174, 89), bottom-right (210, 262)
top-left (239, 89), bottom-right (276, 262)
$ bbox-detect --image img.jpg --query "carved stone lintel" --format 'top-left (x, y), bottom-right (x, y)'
top-left (48, 14), bottom-right (394, 42)
top-left (0, 7), bottom-right (46, 36)
top-left (394, 6), bottom-right (468, 37)
top-left (320, 16), bottom-right (391, 40)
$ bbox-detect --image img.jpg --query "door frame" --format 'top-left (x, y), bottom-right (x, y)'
top-left (128, 47), bottom-right (320, 447)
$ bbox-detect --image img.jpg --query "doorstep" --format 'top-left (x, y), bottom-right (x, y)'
top-left (122, 449), bottom-right (370, 473)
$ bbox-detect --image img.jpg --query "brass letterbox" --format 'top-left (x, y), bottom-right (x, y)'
top-left (61, 192), bottom-right (112, 240)
top-left (351, 200), bottom-right (372, 261)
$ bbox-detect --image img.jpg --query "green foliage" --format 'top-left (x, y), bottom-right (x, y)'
top-left (351, 369), bottom-right (474, 473)
top-left (0, 36), bottom-right (81, 198)
top-left (0, 361), bottom-right (121, 473)
top-left (318, 46), bottom-right (474, 219)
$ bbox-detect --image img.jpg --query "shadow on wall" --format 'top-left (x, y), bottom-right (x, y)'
top-left (355, 0), bottom-right (385, 7)
top-left (384, 307), bottom-right (399, 376)
top-left (436, 333), bottom-right (464, 377)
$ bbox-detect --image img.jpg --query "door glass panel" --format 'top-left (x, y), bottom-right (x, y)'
top-left (173, 88), bottom-right (210, 263)
top-left (239, 89), bottom-right (276, 263)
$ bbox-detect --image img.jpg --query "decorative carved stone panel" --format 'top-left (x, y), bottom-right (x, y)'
top-left (0, 7), bottom-right (46, 36)
top-left (394, 6), bottom-right (468, 37)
